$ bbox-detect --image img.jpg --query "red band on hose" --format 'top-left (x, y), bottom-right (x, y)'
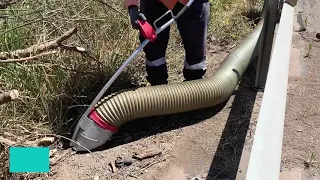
top-left (137, 19), bottom-right (157, 42)
top-left (89, 109), bottom-right (118, 132)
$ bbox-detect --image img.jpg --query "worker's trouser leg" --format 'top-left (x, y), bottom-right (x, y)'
top-left (139, 0), bottom-right (170, 86)
top-left (139, 0), bottom-right (210, 85)
top-left (175, 0), bottom-right (210, 81)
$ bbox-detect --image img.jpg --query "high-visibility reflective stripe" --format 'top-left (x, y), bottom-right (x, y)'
top-left (184, 60), bottom-right (207, 70)
top-left (146, 57), bottom-right (166, 67)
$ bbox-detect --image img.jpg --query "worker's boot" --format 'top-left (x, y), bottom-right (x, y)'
top-left (183, 58), bottom-right (207, 81)
top-left (146, 64), bottom-right (168, 86)
top-left (183, 68), bottom-right (206, 81)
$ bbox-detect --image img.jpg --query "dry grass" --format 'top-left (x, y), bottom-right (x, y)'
top-left (209, 0), bottom-right (263, 44)
top-left (0, 0), bottom-right (262, 178)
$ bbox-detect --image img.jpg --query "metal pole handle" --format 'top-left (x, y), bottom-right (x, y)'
top-left (153, 10), bottom-right (175, 30)
top-left (71, 0), bottom-right (197, 143)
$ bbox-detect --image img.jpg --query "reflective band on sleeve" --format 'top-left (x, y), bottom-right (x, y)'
top-left (184, 60), bottom-right (207, 70)
top-left (146, 57), bottom-right (166, 67)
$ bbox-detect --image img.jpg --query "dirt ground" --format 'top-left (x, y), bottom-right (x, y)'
top-left (45, 1), bottom-right (320, 180)
top-left (47, 44), bottom-right (262, 180)
top-left (279, 0), bottom-right (320, 179)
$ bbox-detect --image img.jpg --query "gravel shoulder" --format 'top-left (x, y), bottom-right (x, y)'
top-left (280, 0), bottom-right (320, 179)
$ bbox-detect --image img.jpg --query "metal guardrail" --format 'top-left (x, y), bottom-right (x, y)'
top-left (245, 1), bottom-right (296, 180)
top-left (254, 0), bottom-right (279, 89)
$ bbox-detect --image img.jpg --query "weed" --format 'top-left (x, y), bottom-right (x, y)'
top-left (305, 42), bottom-right (313, 58)
top-left (304, 151), bottom-right (318, 169)
top-left (304, 16), bottom-right (308, 27)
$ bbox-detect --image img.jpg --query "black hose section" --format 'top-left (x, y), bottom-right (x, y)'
top-left (95, 20), bottom-right (264, 128)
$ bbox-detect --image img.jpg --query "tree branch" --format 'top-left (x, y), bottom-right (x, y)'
top-left (0, 89), bottom-right (19, 105)
top-left (55, 27), bottom-right (78, 44)
top-left (0, 51), bottom-right (57, 63)
top-left (60, 44), bottom-right (86, 53)
top-left (0, 27), bottom-right (86, 61)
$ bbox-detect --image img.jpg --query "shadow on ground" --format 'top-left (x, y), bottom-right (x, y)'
top-left (206, 60), bottom-right (258, 180)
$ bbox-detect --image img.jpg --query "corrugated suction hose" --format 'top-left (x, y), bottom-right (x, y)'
top-left (95, 20), bottom-right (263, 128)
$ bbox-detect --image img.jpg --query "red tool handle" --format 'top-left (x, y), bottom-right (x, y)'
top-left (137, 19), bottom-right (157, 42)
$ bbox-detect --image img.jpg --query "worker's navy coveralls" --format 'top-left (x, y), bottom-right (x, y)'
top-left (128, 0), bottom-right (210, 85)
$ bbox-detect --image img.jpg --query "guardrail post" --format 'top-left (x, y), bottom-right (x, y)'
top-left (254, 0), bottom-right (279, 89)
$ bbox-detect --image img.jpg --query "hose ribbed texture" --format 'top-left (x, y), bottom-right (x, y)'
top-left (95, 20), bottom-right (263, 128)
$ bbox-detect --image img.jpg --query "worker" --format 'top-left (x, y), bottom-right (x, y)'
top-left (125, 0), bottom-right (210, 85)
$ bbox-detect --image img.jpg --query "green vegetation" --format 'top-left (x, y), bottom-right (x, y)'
top-left (304, 150), bottom-right (318, 168)
top-left (209, 0), bottom-right (263, 44)
top-left (305, 42), bottom-right (313, 58)
top-left (0, 0), bottom-right (262, 178)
